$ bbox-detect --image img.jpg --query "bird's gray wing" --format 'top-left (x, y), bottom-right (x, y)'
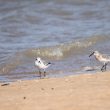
top-left (42, 60), bottom-right (49, 66)
top-left (102, 54), bottom-right (110, 59)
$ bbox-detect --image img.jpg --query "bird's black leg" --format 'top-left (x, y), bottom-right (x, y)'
top-left (101, 65), bottom-right (105, 72)
top-left (104, 63), bottom-right (107, 71)
top-left (101, 63), bottom-right (107, 72)
top-left (39, 70), bottom-right (42, 78)
top-left (44, 70), bottom-right (46, 77)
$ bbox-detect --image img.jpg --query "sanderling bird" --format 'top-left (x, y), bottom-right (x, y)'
top-left (89, 51), bottom-right (110, 72)
top-left (35, 57), bottom-right (51, 77)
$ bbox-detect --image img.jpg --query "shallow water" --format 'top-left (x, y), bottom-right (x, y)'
top-left (0, 0), bottom-right (110, 82)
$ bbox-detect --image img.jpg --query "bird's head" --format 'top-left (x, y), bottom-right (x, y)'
top-left (36, 57), bottom-right (41, 61)
top-left (89, 51), bottom-right (99, 57)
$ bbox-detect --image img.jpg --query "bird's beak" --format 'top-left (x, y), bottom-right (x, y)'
top-left (89, 52), bottom-right (94, 57)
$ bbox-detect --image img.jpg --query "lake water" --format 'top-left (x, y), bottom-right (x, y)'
top-left (0, 0), bottom-right (110, 82)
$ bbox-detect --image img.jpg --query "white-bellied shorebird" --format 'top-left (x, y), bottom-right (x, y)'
top-left (35, 57), bottom-right (51, 77)
top-left (89, 51), bottom-right (110, 72)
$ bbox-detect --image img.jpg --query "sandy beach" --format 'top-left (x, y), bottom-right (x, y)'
top-left (0, 0), bottom-right (110, 110)
top-left (0, 71), bottom-right (110, 110)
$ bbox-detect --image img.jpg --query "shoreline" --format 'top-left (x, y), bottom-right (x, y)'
top-left (0, 71), bottom-right (110, 110)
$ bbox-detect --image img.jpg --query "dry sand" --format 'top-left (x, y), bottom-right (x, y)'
top-left (0, 72), bottom-right (110, 110)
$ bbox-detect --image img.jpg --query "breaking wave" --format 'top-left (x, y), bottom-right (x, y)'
top-left (0, 35), bottom-right (109, 74)
top-left (23, 35), bottom-right (110, 59)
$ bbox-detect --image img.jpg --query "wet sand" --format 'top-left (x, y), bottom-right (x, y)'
top-left (0, 71), bottom-right (110, 110)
